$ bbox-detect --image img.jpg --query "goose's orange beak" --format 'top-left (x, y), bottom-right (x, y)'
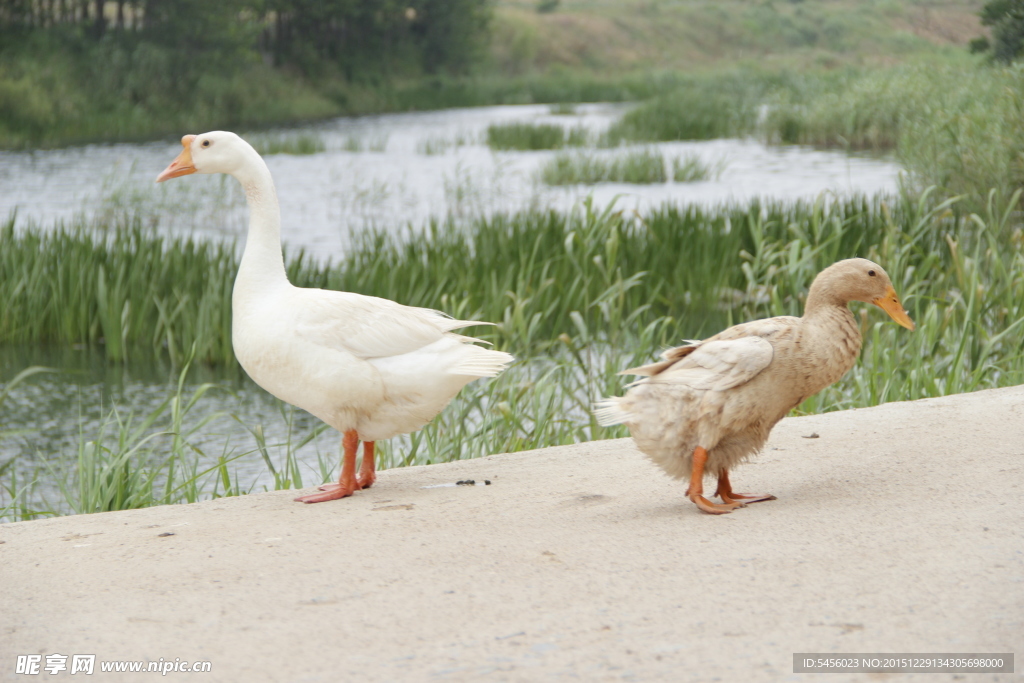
top-left (156, 135), bottom-right (197, 183)
top-left (873, 286), bottom-right (915, 331)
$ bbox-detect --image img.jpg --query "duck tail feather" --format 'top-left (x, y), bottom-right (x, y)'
top-left (593, 397), bottom-right (631, 427)
top-left (439, 318), bottom-right (496, 333)
top-left (449, 349), bottom-right (514, 378)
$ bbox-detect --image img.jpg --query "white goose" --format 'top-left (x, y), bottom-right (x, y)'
top-left (156, 131), bottom-right (513, 503)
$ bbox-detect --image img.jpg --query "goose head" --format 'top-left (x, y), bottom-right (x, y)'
top-left (809, 258), bottom-right (915, 330)
top-left (156, 131), bottom-right (258, 183)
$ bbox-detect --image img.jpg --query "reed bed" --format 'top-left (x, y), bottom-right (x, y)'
top-left (417, 133), bottom-right (476, 155)
top-left (486, 122), bottom-right (590, 151)
top-left (764, 65), bottom-right (1024, 207)
top-left (538, 149), bottom-right (724, 186)
top-left (602, 71), bottom-right (767, 144)
top-left (4, 189), bottom-right (1024, 520)
top-left (672, 154), bottom-right (725, 182)
top-left (0, 219), bottom-right (237, 365)
top-left (250, 132), bottom-right (327, 156)
top-left (540, 148), bottom-right (667, 185)
top-left (341, 134), bottom-right (389, 153)
top-left (608, 65), bottom-right (1024, 208)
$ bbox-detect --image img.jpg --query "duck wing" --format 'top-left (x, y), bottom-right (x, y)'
top-left (647, 336), bottom-right (774, 391)
top-left (622, 317), bottom-right (793, 389)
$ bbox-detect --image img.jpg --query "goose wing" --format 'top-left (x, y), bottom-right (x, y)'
top-left (292, 289), bottom-right (488, 360)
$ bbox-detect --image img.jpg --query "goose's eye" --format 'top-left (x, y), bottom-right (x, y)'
top-left (201, 139), bottom-right (211, 148)
top-left (868, 270), bottom-right (876, 277)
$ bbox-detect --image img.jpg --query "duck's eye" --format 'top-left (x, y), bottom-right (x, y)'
top-left (201, 139), bottom-right (211, 148)
top-left (868, 270), bottom-right (876, 277)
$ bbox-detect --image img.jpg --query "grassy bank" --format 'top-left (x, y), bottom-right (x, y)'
top-left (0, 37), bottom-right (341, 149)
top-left (4, 187), bottom-right (1024, 521)
top-left (604, 63), bottom-right (1023, 208)
top-left (489, 0), bottom-right (981, 75)
top-left (0, 0), bottom-right (984, 149)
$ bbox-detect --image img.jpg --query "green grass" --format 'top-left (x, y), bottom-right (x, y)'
top-left (341, 134), bottom-right (389, 153)
top-left (758, 64), bottom-right (1024, 207)
top-left (602, 71), bottom-right (767, 144)
top-left (540, 148), bottom-right (667, 184)
top-left (548, 102), bottom-right (578, 115)
top-left (0, 38), bottom-right (340, 150)
top-left (250, 132), bottom-right (327, 156)
top-left (588, 63), bottom-right (1024, 210)
top-left (490, 0), bottom-right (979, 76)
top-left (5, 189), bottom-right (1024, 379)
top-left (0, 218), bottom-right (238, 365)
top-left (417, 132), bottom-right (476, 155)
top-left (485, 121), bottom-right (590, 150)
top-left (672, 154), bottom-right (725, 182)
top-left (4, 188), bottom-right (1024, 520)
top-left (388, 71), bottom-right (689, 112)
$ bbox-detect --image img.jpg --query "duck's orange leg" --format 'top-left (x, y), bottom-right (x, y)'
top-left (688, 446), bottom-right (745, 514)
top-left (295, 430), bottom-right (360, 503)
top-left (357, 441), bottom-right (376, 490)
top-left (714, 469), bottom-right (776, 506)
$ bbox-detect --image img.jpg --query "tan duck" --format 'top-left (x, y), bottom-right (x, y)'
top-left (595, 258), bottom-right (914, 515)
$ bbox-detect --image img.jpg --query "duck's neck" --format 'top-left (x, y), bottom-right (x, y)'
top-left (804, 276), bottom-right (860, 342)
top-left (234, 153), bottom-right (288, 294)
top-left (804, 272), bottom-right (852, 317)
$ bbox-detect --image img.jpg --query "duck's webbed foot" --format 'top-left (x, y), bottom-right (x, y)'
top-left (687, 447), bottom-right (745, 515)
top-left (294, 429), bottom-right (363, 504)
top-left (691, 493), bottom-right (746, 514)
top-left (295, 481), bottom-right (358, 503)
top-left (714, 469), bottom-right (777, 506)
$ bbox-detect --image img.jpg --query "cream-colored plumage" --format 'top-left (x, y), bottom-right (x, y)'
top-left (157, 131), bottom-right (513, 503)
top-left (596, 258), bottom-right (914, 514)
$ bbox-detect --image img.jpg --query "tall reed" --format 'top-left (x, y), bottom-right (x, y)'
top-left (5, 191), bottom-right (1024, 370)
top-left (540, 149), bottom-right (668, 185)
top-left (486, 122), bottom-right (590, 150)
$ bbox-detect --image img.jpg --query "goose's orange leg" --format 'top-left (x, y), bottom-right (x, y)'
top-left (714, 469), bottom-right (777, 506)
top-left (295, 430), bottom-right (360, 503)
top-left (688, 446), bottom-right (745, 515)
top-left (357, 441), bottom-right (376, 490)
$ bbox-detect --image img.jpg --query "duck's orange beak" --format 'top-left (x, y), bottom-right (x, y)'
top-left (873, 286), bottom-right (915, 331)
top-left (156, 135), bottom-right (197, 183)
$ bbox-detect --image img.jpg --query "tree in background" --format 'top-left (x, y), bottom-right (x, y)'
top-left (411, 0), bottom-right (491, 75)
top-left (971, 0), bottom-right (1024, 63)
top-left (0, 0), bottom-right (491, 78)
top-left (0, 0), bottom-right (492, 143)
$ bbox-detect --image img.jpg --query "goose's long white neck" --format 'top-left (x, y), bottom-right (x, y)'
top-left (233, 150), bottom-right (289, 302)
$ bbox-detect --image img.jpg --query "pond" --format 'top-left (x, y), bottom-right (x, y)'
top-left (0, 103), bottom-right (904, 519)
top-left (0, 104), bottom-right (901, 259)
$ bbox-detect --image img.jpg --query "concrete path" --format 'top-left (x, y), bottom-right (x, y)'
top-left (3, 386), bottom-right (1022, 682)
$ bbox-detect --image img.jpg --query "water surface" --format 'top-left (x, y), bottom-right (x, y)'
top-left (1, 104), bottom-right (902, 260)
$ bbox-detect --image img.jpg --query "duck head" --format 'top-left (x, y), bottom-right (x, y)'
top-left (811, 258), bottom-right (915, 330)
